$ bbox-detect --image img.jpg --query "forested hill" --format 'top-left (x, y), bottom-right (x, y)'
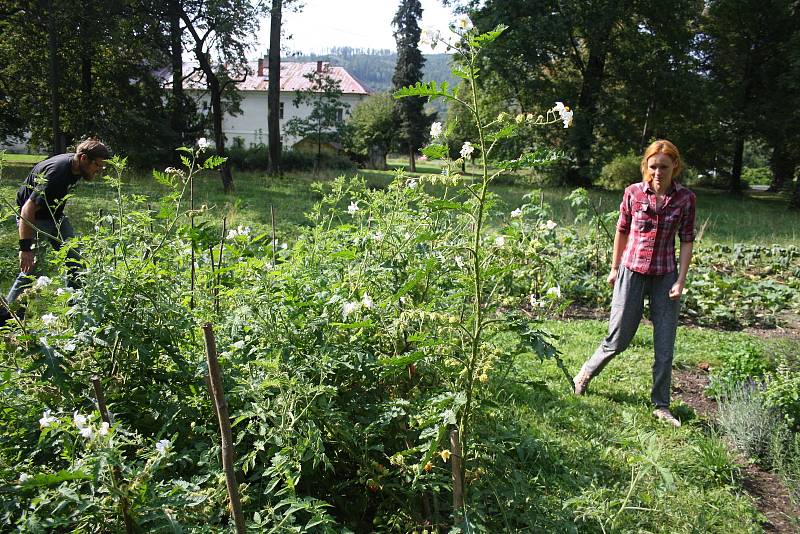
top-left (285, 48), bottom-right (456, 94)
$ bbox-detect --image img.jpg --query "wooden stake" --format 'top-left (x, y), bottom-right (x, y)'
top-left (202, 324), bottom-right (246, 533)
top-left (450, 428), bottom-right (464, 525)
top-left (92, 377), bottom-right (134, 534)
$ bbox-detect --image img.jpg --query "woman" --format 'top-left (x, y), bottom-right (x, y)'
top-left (573, 140), bottom-right (696, 427)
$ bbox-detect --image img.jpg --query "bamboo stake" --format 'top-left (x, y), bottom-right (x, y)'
top-left (270, 204), bottom-right (277, 267)
top-left (202, 324), bottom-right (246, 534)
top-left (92, 377), bottom-right (134, 534)
top-left (450, 429), bottom-right (464, 525)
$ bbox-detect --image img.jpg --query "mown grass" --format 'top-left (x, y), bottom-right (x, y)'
top-left (0, 153), bottom-right (47, 165)
top-left (493, 319), bottom-right (776, 531)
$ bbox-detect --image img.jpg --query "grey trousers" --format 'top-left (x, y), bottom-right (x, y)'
top-left (579, 266), bottom-right (681, 408)
top-left (5, 216), bottom-right (81, 305)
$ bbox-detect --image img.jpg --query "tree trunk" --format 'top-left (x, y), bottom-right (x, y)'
top-left (169, 3), bottom-right (185, 142)
top-left (730, 134), bottom-right (744, 194)
top-left (790, 176), bottom-right (800, 209)
top-left (78, 7), bottom-right (93, 137)
top-left (408, 144), bottom-right (416, 173)
top-left (47, 0), bottom-right (64, 154)
top-left (201, 52), bottom-right (234, 192)
top-left (267, 0), bottom-right (282, 176)
top-left (566, 45), bottom-right (608, 187)
top-left (768, 142), bottom-right (794, 192)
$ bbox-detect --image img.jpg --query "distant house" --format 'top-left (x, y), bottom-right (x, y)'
top-left (178, 59), bottom-right (370, 149)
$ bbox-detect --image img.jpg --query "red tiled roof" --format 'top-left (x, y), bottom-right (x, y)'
top-left (173, 61), bottom-right (369, 95)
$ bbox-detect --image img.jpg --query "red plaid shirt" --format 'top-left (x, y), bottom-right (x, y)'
top-left (616, 181), bottom-right (696, 275)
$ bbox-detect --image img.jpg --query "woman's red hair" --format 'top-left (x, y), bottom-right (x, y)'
top-left (640, 139), bottom-right (683, 182)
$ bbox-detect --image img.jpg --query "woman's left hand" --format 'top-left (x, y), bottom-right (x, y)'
top-left (668, 280), bottom-right (684, 300)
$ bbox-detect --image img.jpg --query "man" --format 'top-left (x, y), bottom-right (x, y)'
top-left (0, 138), bottom-right (110, 325)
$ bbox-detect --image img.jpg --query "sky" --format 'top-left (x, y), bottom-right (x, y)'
top-left (252, 0), bottom-right (458, 57)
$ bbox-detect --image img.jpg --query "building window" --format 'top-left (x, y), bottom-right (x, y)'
top-left (279, 102), bottom-right (284, 120)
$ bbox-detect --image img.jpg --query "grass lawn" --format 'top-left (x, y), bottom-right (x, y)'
top-left (0, 153), bottom-right (47, 165)
top-left (497, 318), bottom-right (793, 531)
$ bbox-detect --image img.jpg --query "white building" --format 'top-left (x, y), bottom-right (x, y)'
top-left (182, 59), bottom-right (370, 149)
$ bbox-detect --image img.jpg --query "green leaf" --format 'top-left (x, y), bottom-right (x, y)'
top-left (202, 155), bottom-right (227, 169)
top-left (467, 24), bottom-right (508, 48)
top-left (19, 469), bottom-right (90, 488)
top-left (378, 351), bottom-right (426, 368)
top-left (421, 143), bottom-right (448, 160)
top-left (394, 81), bottom-right (458, 103)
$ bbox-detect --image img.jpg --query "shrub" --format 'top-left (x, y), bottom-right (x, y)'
top-left (742, 166), bottom-right (772, 186)
top-left (717, 381), bottom-right (784, 464)
top-left (596, 153), bottom-right (641, 190)
top-left (707, 341), bottom-right (770, 398)
top-left (763, 365), bottom-right (800, 429)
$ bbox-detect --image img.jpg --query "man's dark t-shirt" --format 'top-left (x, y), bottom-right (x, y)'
top-left (16, 153), bottom-right (81, 222)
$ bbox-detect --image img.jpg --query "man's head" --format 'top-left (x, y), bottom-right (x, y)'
top-left (75, 138), bottom-right (111, 180)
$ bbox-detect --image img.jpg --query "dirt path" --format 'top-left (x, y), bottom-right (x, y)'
top-left (673, 367), bottom-right (800, 533)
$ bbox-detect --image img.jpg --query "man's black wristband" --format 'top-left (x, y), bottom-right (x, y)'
top-left (19, 239), bottom-right (33, 252)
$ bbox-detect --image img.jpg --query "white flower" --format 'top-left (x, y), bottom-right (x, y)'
top-left (236, 225), bottom-right (251, 236)
top-left (429, 121), bottom-right (443, 139)
top-left (561, 109), bottom-right (574, 128)
top-left (155, 439), bottom-right (171, 454)
top-left (80, 426), bottom-right (94, 439)
top-left (460, 142), bottom-right (474, 159)
top-left (552, 102), bottom-right (573, 128)
top-left (280, 242), bottom-right (288, 250)
top-left (56, 287), bottom-right (70, 296)
top-left (19, 473), bottom-right (30, 483)
top-left (34, 276), bottom-right (52, 289)
top-left (515, 114), bottom-right (525, 124)
top-left (98, 422), bottom-right (110, 436)
top-left (231, 340), bottom-right (245, 350)
top-left (407, 179), bottom-right (418, 189)
top-left (63, 341), bottom-right (76, 352)
top-left (546, 285), bottom-right (562, 299)
top-left (510, 208), bottom-right (523, 218)
top-left (456, 14), bottom-right (473, 30)
top-left (347, 201), bottom-right (359, 215)
top-left (421, 27), bottom-right (441, 47)
top-left (227, 229), bottom-right (239, 240)
top-left (73, 412), bottom-right (88, 429)
top-left (342, 301), bottom-right (360, 319)
top-left (545, 219), bottom-right (558, 230)
top-left (494, 236), bottom-right (506, 247)
top-left (197, 137), bottom-right (210, 150)
top-left (41, 313), bottom-right (57, 326)
top-left (362, 293), bottom-right (374, 309)
top-left (454, 255), bottom-right (465, 269)
top-left (39, 409), bottom-right (57, 428)
top-left (372, 231), bottom-right (384, 242)
top-left (529, 294), bottom-right (538, 308)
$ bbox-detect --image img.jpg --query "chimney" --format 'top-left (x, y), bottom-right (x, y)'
top-left (316, 60), bottom-right (323, 73)
top-left (258, 58), bottom-right (264, 77)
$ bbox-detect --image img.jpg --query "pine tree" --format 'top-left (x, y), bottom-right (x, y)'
top-left (392, 0), bottom-right (426, 173)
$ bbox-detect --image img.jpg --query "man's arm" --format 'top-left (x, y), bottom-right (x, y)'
top-left (18, 198), bottom-right (37, 273)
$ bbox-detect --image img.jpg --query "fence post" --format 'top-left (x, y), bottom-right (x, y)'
top-left (450, 428), bottom-right (464, 525)
top-left (202, 323), bottom-right (246, 534)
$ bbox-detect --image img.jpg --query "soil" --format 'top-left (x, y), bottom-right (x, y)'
top-left (674, 366), bottom-right (800, 533)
